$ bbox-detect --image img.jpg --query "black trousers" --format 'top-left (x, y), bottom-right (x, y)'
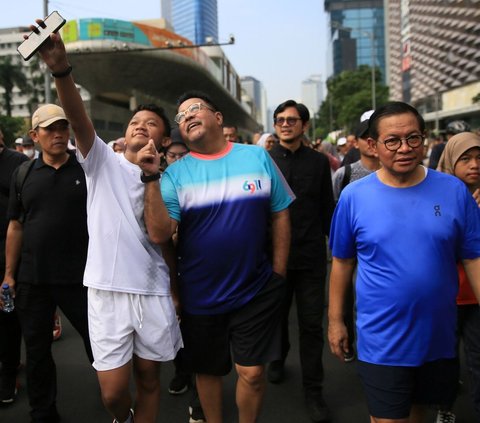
top-left (0, 309), bottom-right (22, 379)
top-left (15, 283), bottom-right (93, 423)
top-left (279, 267), bottom-right (327, 393)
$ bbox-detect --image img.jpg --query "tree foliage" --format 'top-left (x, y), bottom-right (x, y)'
top-left (0, 114), bottom-right (27, 146)
top-left (315, 65), bottom-right (389, 138)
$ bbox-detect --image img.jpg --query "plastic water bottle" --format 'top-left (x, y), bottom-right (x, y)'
top-left (2, 283), bottom-right (14, 313)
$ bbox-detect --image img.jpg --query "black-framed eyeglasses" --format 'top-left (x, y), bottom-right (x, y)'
top-left (175, 103), bottom-right (215, 124)
top-left (166, 151), bottom-right (188, 159)
top-left (379, 134), bottom-right (425, 151)
top-left (274, 117), bottom-right (302, 126)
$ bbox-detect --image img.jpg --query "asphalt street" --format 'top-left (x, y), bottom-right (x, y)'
top-left (1, 305), bottom-right (477, 422)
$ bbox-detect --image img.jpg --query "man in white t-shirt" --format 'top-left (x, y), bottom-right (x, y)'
top-left (33, 24), bottom-right (182, 423)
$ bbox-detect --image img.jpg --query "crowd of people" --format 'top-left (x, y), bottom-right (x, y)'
top-left (0, 18), bottom-right (480, 423)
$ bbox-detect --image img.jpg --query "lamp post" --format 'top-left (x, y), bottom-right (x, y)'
top-left (331, 21), bottom-right (376, 110)
top-left (43, 0), bottom-right (52, 103)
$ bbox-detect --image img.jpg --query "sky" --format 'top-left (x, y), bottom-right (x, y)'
top-left (3, 0), bottom-right (330, 109)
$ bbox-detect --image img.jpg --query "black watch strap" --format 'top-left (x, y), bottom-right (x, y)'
top-left (51, 65), bottom-right (73, 78)
top-left (140, 172), bottom-right (161, 183)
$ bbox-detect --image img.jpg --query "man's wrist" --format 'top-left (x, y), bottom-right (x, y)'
top-left (51, 65), bottom-right (72, 78)
top-left (140, 172), bottom-right (161, 183)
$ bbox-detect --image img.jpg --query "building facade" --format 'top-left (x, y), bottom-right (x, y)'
top-left (0, 27), bottom-right (36, 119)
top-left (301, 75), bottom-right (324, 115)
top-left (385, 0), bottom-right (480, 131)
top-left (241, 76), bottom-right (268, 132)
top-left (325, 0), bottom-right (386, 82)
top-left (169, 0), bottom-right (219, 44)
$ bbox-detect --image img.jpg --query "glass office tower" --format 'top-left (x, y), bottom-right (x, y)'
top-left (171, 0), bottom-right (218, 44)
top-left (325, 0), bottom-right (385, 82)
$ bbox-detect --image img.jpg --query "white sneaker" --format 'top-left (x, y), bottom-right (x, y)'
top-left (435, 410), bottom-right (456, 423)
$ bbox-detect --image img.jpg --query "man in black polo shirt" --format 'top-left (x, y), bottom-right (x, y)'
top-left (0, 127), bottom-right (28, 405)
top-left (2, 104), bottom-right (93, 423)
top-left (268, 100), bottom-right (335, 423)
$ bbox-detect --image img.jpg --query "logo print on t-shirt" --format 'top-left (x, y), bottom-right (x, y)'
top-left (434, 205), bottom-right (441, 216)
top-left (243, 179), bottom-right (262, 194)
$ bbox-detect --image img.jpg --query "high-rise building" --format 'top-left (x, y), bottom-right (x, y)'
top-left (241, 76), bottom-right (268, 132)
top-left (167, 0), bottom-right (219, 44)
top-left (385, 0), bottom-right (480, 130)
top-left (0, 27), bottom-right (35, 118)
top-left (325, 0), bottom-right (386, 82)
top-left (301, 75), bottom-right (324, 115)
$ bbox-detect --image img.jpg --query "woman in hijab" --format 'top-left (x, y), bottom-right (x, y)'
top-left (436, 131), bottom-right (480, 422)
top-left (256, 133), bottom-right (276, 151)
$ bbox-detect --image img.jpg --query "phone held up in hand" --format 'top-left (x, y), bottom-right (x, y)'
top-left (17, 11), bottom-right (66, 61)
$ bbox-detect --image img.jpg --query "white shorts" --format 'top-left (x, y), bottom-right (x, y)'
top-left (87, 288), bottom-right (183, 371)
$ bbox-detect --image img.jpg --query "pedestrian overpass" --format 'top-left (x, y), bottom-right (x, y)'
top-left (61, 18), bottom-right (260, 141)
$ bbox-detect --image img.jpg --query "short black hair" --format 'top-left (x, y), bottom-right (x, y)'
top-left (368, 102), bottom-right (425, 140)
top-left (176, 90), bottom-right (219, 112)
top-left (223, 124), bottom-right (237, 130)
top-left (131, 104), bottom-right (171, 137)
top-left (273, 100), bottom-right (310, 124)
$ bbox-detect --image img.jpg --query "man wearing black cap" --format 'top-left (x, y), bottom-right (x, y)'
top-left (332, 119), bottom-right (380, 202)
top-left (331, 118), bottom-right (381, 364)
top-left (21, 136), bottom-right (38, 160)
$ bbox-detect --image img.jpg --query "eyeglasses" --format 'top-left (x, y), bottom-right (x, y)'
top-left (175, 103), bottom-right (215, 124)
top-left (379, 134), bottom-right (425, 151)
top-left (274, 117), bottom-right (302, 126)
top-left (166, 151), bottom-right (188, 159)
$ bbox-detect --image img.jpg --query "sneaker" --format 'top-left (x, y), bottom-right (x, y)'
top-left (113, 408), bottom-right (134, 423)
top-left (189, 405), bottom-right (206, 423)
top-left (305, 391), bottom-right (330, 423)
top-left (267, 360), bottom-right (285, 384)
top-left (189, 390), bottom-right (206, 423)
top-left (435, 410), bottom-right (456, 423)
top-left (343, 348), bottom-right (355, 363)
top-left (0, 373), bottom-right (17, 406)
top-left (168, 373), bottom-right (191, 395)
top-left (53, 312), bottom-right (62, 341)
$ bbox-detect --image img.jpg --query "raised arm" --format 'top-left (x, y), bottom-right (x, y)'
top-left (29, 19), bottom-right (95, 157)
top-left (138, 140), bottom-right (178, 244)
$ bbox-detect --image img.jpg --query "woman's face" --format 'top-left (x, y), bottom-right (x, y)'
top-left (265, 136), bottom-right (276, 151)
top-left (454, 146), bottom-right (480, 187)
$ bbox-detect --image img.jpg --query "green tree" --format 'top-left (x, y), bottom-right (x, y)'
top-left (0, 56), bottom-right (28, 116)
top-left (316, 65), bottom-right (389, 138)
top-left (0, 115), bottom-right (27, 146)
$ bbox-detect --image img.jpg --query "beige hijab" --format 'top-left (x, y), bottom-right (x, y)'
top-left (437, 132), bottom-right (480, 183)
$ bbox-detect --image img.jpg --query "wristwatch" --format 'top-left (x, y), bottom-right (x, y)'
top-left (140, 172), bottom-right (161, 183)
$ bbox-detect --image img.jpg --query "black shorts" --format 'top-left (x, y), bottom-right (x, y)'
top-left (356, 358), bottom-right (458, 419)
top-left (180, 272), bottom-right (286, 376)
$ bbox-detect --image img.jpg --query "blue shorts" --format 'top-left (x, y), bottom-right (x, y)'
top-left (357, 358), bottom-right (458, 419)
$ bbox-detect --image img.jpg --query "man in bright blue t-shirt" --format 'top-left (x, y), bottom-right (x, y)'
top-left (328, 101), bottom-right (480, 423)
top-left (139, 91), bottom-right (294, 423)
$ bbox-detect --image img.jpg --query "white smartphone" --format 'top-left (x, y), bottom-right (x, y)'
top-left (17, 11), bottom-right (66, 61)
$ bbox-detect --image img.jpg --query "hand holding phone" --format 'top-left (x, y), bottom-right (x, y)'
top-left (17, 11), bottom-right (66, 61)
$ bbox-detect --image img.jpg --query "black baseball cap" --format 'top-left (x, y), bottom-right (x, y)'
top-left (355, 120), bottom-right (370, 139)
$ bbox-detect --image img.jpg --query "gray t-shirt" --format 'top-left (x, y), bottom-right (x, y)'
top-left (332, 160), bottom-right (374, 201)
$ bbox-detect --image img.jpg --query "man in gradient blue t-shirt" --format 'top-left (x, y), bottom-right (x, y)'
top-left (140, 91), bottom-right (294, 423)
